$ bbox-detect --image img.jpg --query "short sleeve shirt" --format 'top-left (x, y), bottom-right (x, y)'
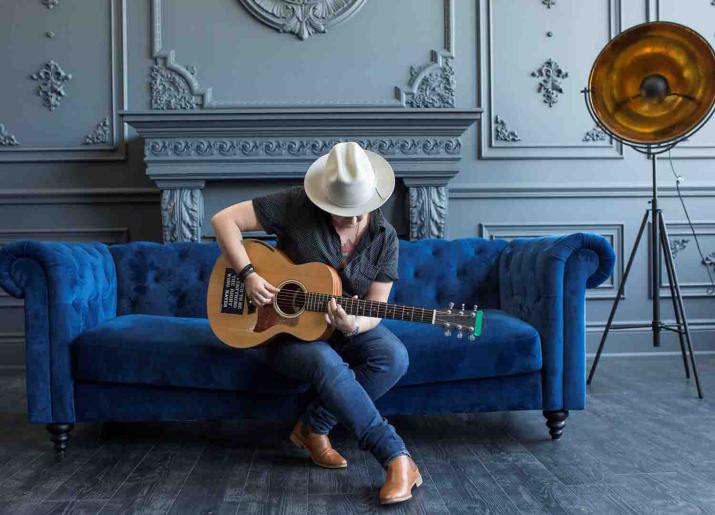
top-left (252, 186), bottom-right (399, 298)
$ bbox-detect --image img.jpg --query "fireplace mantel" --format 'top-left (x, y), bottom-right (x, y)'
top-left (122, 108), bottom-right (480, 242)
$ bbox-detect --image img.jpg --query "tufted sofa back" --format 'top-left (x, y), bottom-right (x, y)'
top-left (108, 237), bottom-right (506, 318)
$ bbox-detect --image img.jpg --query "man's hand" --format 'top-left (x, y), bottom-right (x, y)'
top-left (325, 295), bottom-right (358, 334)
top-left (245, 273), bottom-right (280, 306)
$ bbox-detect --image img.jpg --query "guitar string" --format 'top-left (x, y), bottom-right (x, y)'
top-left (253, 290), bottom-right (431, 313)
top-left (234, 288), bottom-right (469, 323)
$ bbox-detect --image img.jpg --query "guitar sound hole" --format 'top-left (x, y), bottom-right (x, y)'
top-left (275, 282), bottom-right (306, 315)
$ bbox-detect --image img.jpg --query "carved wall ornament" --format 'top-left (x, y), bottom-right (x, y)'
top-left (30, 60), bottom-right (72, 111)
top-left (531, 58), bottom-right (568, 107)
top-left (83, 118), bottom-right (111, 145)
top-left (0, 124), bottom-right (20, 147)
top-left (42, 0), bottom-right (60, 9)
top-left (494, 116), bottom-right (521, 142)
top-left (397, 51), bottom-right (455, 108)
top-left (542, 0), bottom-right (556, 8)
top-left (702, 252), bottom-right (715, 269)
top-left (670, 238), bottom-right (690, 258)
top-left (162, 188), bottom-right (204, 243)
top-left (408, 186), bottom-right (447, 240)
top-left (150, 63), bottom-right (200, 110)
top-left (146, 136), bottom-right (462, 158)
top-left (583, 125), bottom-right (608, 142)
top-left (237, 0), bottom-right (367, 41)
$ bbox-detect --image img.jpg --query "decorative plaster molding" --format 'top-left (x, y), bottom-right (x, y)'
top-left (0, 125), bottom-right (20, 147)
top-left (150, 0), bottom-right (210, 110)
top-left (1, 0), bottom-right (127, 162)
top-left (150, 64), bottom-right (200, 110)
top-left (395, 0), bottom-right (455, 109)
top-left (703, 252), bottom-right (715, 269)
top-left (531, 59), bottom-right (568, 107)
top-left (161, 188), bottom-right (204, 243)
top-left (397, 51), bottom-right (455, 108)
top-left (408, 186), bottom-right (447, 240)
top-left (146, 136), bottom-right (462, 158)
top-left (583, 125), bottom-right (608, 142)
top-left (83, 118), bottom-right (111, 145)
top-left (30, 60), bottom-right (72, 111)
top-left (670, 238), bottom-right (689, 258)
top-left (494, 116), bottom-right (521, 142)
top-left (150, 0), bottom-right (454, 108)
top-left (42, 0), bottom-right (60, 8)
top-left (542, 0), bottom-right (556, 8)
top-left (479, 0), bottom-right (623, 159)
top-left (237, 0), bottom-right (367, 40)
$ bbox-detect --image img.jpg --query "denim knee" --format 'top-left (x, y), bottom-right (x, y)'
top-left (368, 336), bottom-right (409, 379)
top-left (307, 344), bottom-right (354, 389)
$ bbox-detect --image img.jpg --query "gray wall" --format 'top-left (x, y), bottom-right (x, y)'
top-left (1, 0), bottom-right (714, 366)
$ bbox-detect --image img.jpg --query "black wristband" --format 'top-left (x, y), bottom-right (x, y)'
top-left (237, 263), bottom-right (255, 281)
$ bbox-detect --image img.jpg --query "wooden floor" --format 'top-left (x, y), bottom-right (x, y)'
top-left (0, 355), bottom-right (713, 514)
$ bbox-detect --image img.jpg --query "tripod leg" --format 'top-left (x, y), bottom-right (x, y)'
top-left (659, 214), bottom-right (704, 399)
top-left (658, 211), bottom-right (690, 378)
top-left (588, 209), bottom-right (649, 385)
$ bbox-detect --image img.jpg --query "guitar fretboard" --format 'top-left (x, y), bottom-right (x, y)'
top-left (305, 292), bottom-right (434, 324)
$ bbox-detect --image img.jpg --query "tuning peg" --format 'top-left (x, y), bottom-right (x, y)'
top-left (473, 304), bottom-right (478, 313)
top-left (447, 301), bottom-right (454, 313)
top-left (468, 333), bottom-right (476, 341)
top-left (457, 330), bottom-right (463, 339)
top-left (460, 303), bottom-right (465, 314)
top-left (443, 322), bottom-right (451, 337)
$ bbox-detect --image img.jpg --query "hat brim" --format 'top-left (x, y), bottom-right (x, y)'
top-left (304, 149), bottom-right (396, 217)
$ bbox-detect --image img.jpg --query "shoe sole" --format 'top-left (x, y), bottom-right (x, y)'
top-left (380, 474), bottom-right (424, 505)
top-left (289, 433), bottom-right (348, 469)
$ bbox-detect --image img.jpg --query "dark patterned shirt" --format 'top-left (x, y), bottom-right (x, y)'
top-left (252, 186), bottom-right (399, 298)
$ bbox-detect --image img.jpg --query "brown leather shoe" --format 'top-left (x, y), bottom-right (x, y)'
top-left (379, 454), bottom-right (423, 505)
top-left (289, 420), bottom-right (347, 469)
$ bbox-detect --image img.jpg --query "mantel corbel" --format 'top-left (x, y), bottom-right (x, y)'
top-left (154, 179), bottom-right (206, 243)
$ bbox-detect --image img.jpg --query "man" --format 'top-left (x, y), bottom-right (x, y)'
top-left (211, 141), bottom-right (422, 505)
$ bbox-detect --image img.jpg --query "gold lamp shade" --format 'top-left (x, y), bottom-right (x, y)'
top-left (588, 21), bottom-right (715, 145)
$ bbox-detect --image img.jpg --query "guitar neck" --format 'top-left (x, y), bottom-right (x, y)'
top-left (305, 292), bottom-right (435, 324)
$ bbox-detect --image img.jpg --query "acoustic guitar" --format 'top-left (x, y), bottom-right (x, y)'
top-left (207, 239), bottom-right (484, 349)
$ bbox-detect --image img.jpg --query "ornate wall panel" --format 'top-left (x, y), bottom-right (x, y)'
top-left (478, 0), bottom-right (624, 159)
top-left (478, 222), bottom-right (624, 299)
top-left (0, 0), bottom-right (127, 162)
top-left (648, 0), bottom-right (715, 158)
top-left (149, 0), bottom-right (455, 108)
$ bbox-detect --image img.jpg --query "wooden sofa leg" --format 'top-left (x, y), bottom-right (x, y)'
top-left (543, 410), bottom-right (568, 440)
top-left (46, 423), bottom-right (74, 461)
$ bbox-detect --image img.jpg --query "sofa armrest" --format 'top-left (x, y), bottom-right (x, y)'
top-left (0, 241), bottom-right (117, 423)
top-left (497, 232), bottom-right (615, 411)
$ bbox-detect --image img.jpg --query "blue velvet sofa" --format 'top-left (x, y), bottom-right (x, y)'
top-left (0, 233), bottom-right (614, 457)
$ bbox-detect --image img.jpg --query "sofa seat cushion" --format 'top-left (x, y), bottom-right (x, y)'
top-left (72, 314), bottom-right (309, 394)
top-left (384, 309), bottom-right (542, 387)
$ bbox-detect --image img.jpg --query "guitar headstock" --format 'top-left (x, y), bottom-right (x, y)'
top-left (435, 302), bottom-right (484, 341)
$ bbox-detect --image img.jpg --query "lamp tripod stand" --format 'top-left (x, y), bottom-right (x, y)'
top-left (585, 145), bottom-right (704, 398)
top-left (581, 76), bottom-right (715, 399)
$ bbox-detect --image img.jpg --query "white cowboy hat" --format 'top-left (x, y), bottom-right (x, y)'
top-left (304, 141), bottom-right (396, 217)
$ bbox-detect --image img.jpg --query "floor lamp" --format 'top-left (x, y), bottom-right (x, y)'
top-left (583, 21), bottom-right (715, 399)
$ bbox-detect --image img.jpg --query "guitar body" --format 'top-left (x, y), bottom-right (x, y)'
top-left (207, 239), bottom-right (342, 348)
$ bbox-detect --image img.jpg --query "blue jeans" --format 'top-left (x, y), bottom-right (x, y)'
top-left (251, 323), bottom-right (410, 468)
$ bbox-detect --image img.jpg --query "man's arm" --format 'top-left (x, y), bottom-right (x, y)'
top-left (210, 200), bottom-right (264, 274)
